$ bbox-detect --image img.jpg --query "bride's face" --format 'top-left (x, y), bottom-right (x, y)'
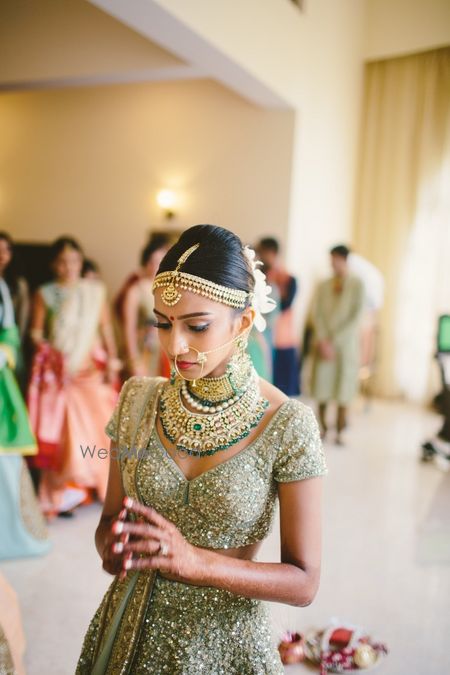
top-left (153, 289), bottom-right (253, 379)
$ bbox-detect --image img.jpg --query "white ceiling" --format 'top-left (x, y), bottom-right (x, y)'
top-left (0, 0), bottom-right (288, 107)
top-left (0, 0), bottom-right (203, 90)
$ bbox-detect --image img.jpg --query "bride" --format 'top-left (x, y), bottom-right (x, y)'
top-left (77, 224), bottom-right (327, 674)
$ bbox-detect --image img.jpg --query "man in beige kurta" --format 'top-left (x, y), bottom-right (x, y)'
top-left (312, 246), bottom-right (364, 444)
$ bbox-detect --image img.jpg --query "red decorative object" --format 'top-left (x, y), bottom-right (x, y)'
top-left (303, 622), bottom-right (388, 673)
top-left (329, 628), bottom-right (353, 648)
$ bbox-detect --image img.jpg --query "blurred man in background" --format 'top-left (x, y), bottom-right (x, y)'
top-left (311, 245), bottom-right (364, 444)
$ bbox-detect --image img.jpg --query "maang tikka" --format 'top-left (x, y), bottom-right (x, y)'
top-left (153, 243), bottom-right (251, 309)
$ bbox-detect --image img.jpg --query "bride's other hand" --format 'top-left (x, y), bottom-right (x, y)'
top-left (113, 498), bottom-right (205, 583)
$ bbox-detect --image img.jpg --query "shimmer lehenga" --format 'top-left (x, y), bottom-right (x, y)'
top-left (76, 375), bottom-right (327, 674)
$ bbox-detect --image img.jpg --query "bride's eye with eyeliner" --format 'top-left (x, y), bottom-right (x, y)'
top-left (154, 321), bottom-right (171, 330)
top-left (189, 324), bottom-right (209, 333)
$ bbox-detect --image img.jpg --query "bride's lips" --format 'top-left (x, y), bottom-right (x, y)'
top-left (176, 361), bottom-right (197, 370)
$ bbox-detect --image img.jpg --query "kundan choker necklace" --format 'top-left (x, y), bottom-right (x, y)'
top-left (159, 352), bottom-right (268, 456)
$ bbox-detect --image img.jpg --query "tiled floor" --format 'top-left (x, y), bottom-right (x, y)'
top-left (1, 399), bottom-right (449, 674)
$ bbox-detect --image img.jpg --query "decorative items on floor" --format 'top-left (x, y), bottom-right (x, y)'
top-left (278, 621), bottom-right (388, 672)
top-left (277, 631), bottom-right (306, 664)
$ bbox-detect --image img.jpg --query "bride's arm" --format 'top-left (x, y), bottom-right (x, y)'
top-left (115, 476), bottom-right (323, 607)
top-left (199, 476), bottom-right (323, 606)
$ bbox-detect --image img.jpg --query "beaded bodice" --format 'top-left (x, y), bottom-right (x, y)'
top-left (105, 377), bottom-right (327, 550)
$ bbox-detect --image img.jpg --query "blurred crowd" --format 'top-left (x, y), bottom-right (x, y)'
top-left (0, 229), bottom-right (383, 558)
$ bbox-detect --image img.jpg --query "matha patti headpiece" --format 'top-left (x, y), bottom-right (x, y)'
top-left (152, 243), bottom-right (250, 309)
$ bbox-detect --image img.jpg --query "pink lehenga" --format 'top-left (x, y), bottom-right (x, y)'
top-left (28, 279), bottom-right (117, 515)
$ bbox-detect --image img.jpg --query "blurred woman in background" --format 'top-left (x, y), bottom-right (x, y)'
top-left (257, 237), bottom-right (300, 396)
top-left (27, 236), bottom-right (119, 517)
top-left (0, 232), bottom-right (30, 391)
top-left (0, 232), bottom-right (29, 341)
top-left (114, 232), bottom-right (171, 378)
top-left (0, 231), bottom-right (50, 559)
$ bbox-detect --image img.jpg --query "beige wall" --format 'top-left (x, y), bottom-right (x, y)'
top-left (286, 0), bottom-right (366, 326)
top-left (365, 0), bottom-right (450, 60)
top-left (130, 0), bottom-right (366, 326)
top-left (122, 0), bottom-right (449, 329)
top-left (3, 0), bottom-right (446, 336)
top-left (2, 0), bottom-right (369, 331)
top-left (0, 79), bottom-right (294, 295)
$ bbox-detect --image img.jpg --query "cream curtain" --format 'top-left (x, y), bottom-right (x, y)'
top-left (353, 47), bottom-right (450, 400)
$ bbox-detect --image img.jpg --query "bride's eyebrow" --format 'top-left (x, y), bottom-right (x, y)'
top-left (178, 312), bottom-right (213, 320)
top-left (153, 310), bottom-right (213, 321)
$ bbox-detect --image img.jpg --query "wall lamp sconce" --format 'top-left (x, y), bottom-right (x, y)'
top-left (157, 189), bottom-right (178, 219)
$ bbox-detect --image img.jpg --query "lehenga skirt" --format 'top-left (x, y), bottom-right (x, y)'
top-left (76, 570), bottom-right (284, 674)
top-left (28, 362), bottom-right (117, 514)
top-left (0, 455), bottom-right (51, 560)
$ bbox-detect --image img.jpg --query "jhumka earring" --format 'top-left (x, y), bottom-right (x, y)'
top-left (225, 331), bottom-right (251, 396)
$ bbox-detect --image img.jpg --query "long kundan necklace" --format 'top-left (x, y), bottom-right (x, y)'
top-left (159, 349), bottom-right (269, 457)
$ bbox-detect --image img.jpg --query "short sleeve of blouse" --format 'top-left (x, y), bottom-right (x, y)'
top-left (105, 377), bottom-right (136, 442)
top-left (273, 401), bottom-right (328, 482)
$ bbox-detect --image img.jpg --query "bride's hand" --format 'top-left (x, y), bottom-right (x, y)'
top-left (112, 498), bottom-right (205, 584)
top-left (102, 509), bottom-right (131, 577)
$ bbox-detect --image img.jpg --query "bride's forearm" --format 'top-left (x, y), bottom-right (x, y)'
top-left (118, 500), bottom-right (321, 606)
top-left (195, 548), bottom-right (319, 607)
top-left (95, 515), bottom-right (114, 559)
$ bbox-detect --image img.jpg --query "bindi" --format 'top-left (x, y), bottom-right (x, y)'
top-left (169, 315), bottom-right (175, 321)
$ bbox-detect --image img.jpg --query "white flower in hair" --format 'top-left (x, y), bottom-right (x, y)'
top-left (243, 246), bottom-right (277, 331)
